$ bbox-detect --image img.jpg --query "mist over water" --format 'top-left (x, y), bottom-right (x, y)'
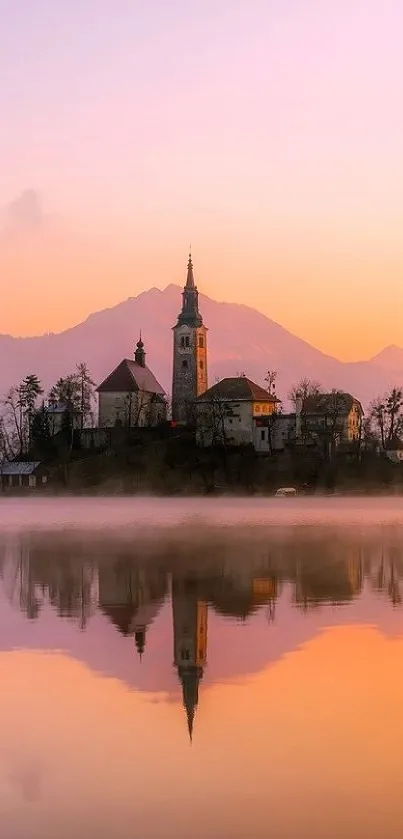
top-left (1, 498), bottom-right (403, 838)
top-left (2, 495), bottom-right (403, 532)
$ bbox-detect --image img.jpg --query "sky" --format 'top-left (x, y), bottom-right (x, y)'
top-left (1, 0), bottom-right (403, 359)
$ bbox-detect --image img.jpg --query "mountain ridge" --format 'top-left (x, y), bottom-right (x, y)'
top-left (0, 284), bottom-right (401, 407)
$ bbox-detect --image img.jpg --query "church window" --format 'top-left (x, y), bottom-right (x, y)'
top-left (261, 429), bottom-right (266, 441)
top-left (199, 336), bottom-right (204, 348)
top-left (181, 649), bottom-right (190, 661)
top-left (185, 336), bottom-right (190, 347)
top-left (199, 360), bottom-right (204, 370)
top-left (182, 360), bottom-right (188, 369)
top-left (180, 336), bottom-right (185, 348)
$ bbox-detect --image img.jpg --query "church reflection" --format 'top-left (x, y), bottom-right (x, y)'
top-left (1, 529), bottom-right (403, 738)
top-left (98, 559), bottom-right (167, 658)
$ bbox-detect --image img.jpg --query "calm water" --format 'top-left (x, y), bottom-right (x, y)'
top-left (2, 498), bottom-right (403, 838)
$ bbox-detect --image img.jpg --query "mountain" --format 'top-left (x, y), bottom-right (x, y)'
top-left (0, 284), bottom-right (401, 408)
top-left (370, 345), bottom-right (403, 373)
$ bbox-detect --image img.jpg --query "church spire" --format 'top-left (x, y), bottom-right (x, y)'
top-left (179, 666), bottom-right (203, 743)
top-left (185, 249), bottom-right (195, 290)
top-left (135, 628), bottom-right (146, 661)
top-left (176, 250), bottom-right (202, 328)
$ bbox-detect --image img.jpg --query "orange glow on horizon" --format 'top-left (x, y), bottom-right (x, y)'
top-left (0, 223), bottom-right (400, 361)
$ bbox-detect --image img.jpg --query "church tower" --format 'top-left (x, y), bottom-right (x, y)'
top-left (172, 252), bottom-right (208, 423)
top-left (172, 576), bottom-right (208, 741)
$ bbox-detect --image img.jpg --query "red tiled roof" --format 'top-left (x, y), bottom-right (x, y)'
top-left (97, 359), bottom-right (165, 395)
top-left (197, 377), bottom-right (278, 402)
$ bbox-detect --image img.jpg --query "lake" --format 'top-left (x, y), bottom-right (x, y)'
top-left (1, 497), bottom-right (403, 838)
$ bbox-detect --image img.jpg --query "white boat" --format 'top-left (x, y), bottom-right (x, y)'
top-left (275, 487), bottom-right (297, 497)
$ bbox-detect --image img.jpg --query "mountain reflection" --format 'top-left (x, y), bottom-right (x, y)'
top-left (0, 526), bottom-right (403, 737)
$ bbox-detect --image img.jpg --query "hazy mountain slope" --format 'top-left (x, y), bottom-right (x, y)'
top-left (370, 345), bottom-right (403, 373)
top-left (0, 284), bottom-right (398, 407)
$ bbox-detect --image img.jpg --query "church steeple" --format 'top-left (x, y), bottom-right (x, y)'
top-left (185, 250), bottom-right (195, 290)
top-left (177, 251), bottom-right (203, 328)
top-left (134, 333), bottom-right (146, 367)
top-left (171, 252), bottom-right (208, 423)
top-left (179, 665), bottom-right (203, 742)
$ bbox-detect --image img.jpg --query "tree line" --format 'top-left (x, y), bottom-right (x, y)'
top-left (1, 362), bottom-right (402, 463)
top-left (0, 363), bottom-right (95, 460)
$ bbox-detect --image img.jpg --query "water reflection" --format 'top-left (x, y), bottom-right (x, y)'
top-left (2, 515), bottom-right (403, 837)
top-left (0, 526), bottom-right (403, 744)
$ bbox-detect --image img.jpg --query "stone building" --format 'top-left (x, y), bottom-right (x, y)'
top-left (97, 336), bottom-right (167, 428)
top-left (195, 376), bottom-right (279, 450)
top-left (171, 252), bottom-right (208, 424)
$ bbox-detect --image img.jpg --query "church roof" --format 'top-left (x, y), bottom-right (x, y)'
top-left (197, 377), bottom-right (278, 403)
top-left (97, 359), bottom-right (165, 396)
top-left (99, 598), bottom-right (164, 637)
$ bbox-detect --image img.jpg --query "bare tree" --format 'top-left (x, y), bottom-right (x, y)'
top-left (1, 374), bottom-right (43, 457)
top-left (310, 389), bottom-right (346, 460)
top-left (370, 388), bottom-right (403, 449)
top-left (123, 390), bottom-right (150, 428)
top-left (265, 370), bottom-right (277, 396)
top-left (289, 377), bottom-right (322, 408)
top-left (196, 397), bottom-right (233, 449)
top-left (76, 363), bottom-right (96, 429)
top-left (3, 388), bottom-right (24, 456)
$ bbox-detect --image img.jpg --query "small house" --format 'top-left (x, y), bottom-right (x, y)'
top-left (0, 462), bottom-right (49, 489)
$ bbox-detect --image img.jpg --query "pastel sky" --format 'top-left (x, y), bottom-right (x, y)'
top-left (1, 0), bottom-right (403, 359)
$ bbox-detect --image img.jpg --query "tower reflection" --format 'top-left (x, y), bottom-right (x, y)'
top-left (172, 575), bottom-right (208, 740)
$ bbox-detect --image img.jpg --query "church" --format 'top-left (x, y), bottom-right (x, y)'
top-left (97, 335), bottom-right (167, 428)
top-left (96, 252), bottom-right (208, 428)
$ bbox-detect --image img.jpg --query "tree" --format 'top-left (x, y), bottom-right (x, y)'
top-left (370, 388), bottom-right (403, 449)
top-left (48, 375), bottom-right (81, 451)
top-left (30, 402), bottom-right (53, 457)
top-left (288, 378), bottom-right (323, 446)
top-left (49, 375), bottom-right (80, 413)
top-left (196, 397), bottom-right (233, 450)
top-left (264, 370), bottom-right (277, 396)
top-left (76, 363), bottom-right (96, 430)
top-left (21, 374), bottom-right (43, 428)
top-left (318, 389), bottom-right (346, 460)
top-left (2, 373), bottom-right (43, 457)
top-left (3, 387), bottom-right (24, 456)
top-left (48, 364), bottom-right (95, 444)
top-left (289, 377), bottom-right (322, 408)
